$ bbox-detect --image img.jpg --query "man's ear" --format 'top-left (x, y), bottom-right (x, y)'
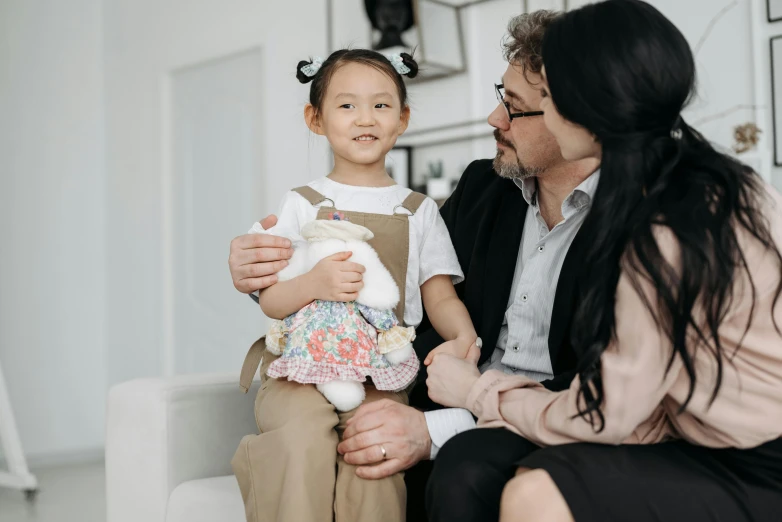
top-left (397, 105), bottom-right (411, 136)
top-left (304, 104), bottom-right (325, 135)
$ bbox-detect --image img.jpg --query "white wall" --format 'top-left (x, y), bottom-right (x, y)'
top-left (0, 0), bottom-right (107, 461)
top-left (103, 0), bottom-right (330, 387)
top-left (566, 0), bottom-right (776, 186)
top-left (352, 0), bottom-right (774, 188)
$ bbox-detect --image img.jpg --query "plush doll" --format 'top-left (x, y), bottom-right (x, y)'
top-left (265, 219), bottom-right (419, 411)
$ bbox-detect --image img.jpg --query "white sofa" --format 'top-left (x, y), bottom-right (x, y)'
top-left (106, 373), bottom-right (259, 522)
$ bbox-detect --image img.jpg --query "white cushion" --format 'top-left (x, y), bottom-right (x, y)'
top-left (166, 475), bottom-right (245, 522)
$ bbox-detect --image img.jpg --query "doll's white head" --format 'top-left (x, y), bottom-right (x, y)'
top-left (301, 220), bottom-right (374, 242)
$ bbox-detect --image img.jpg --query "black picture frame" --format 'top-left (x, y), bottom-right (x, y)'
top-left (769, 0), bottom-right (782, 23)
top-left (771, 36), bottom-right (782, 165)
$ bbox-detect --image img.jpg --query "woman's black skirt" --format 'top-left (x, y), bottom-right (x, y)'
top-left (520, 436), bottom-right (782, 521)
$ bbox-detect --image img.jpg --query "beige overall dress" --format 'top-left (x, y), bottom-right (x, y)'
top-left (232, 186), bottom-right (428, 522)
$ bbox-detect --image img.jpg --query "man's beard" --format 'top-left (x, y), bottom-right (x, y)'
top-left (492, 130), bottom-right (543, 180)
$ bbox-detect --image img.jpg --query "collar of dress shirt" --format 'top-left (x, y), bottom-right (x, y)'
top-left (514, 169), bottom-right (601, 215)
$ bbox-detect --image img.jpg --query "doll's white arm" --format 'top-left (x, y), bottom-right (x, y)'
top-left (348, 241), bottom-right (400, 311)
top-left (276, 241), bottom-right (311, 281)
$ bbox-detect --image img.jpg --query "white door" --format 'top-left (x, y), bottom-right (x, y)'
top-left (170, 48), bottom-right (267, 374)
top-left (104, 0), bottom-right (331, 381)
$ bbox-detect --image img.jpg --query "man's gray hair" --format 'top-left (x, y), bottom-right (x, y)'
top-left (502, 10), bottom-right (561, 79)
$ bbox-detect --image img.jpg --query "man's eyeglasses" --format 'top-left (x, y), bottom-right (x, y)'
top-left (495, 83), bottom-right (544, 121)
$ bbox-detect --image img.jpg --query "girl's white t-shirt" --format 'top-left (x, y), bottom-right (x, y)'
top-left (251, 177), bottom-right (464, 328)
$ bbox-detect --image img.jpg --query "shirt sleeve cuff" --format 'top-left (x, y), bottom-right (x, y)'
top-left (424, 408), bottom-right (476, 460)
top-left (465, 370), bottom-right (540, 423)
top-left (420, 268), bottom-right (465, 287)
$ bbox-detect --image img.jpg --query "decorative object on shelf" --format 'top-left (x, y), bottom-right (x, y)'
top-left (386, 146), bottom-right (412, 188)
top-left (395, 119), bottom-right (495, 199)
top-left (425, 160), bottom-right (452, 200)
top-left (405, 0), bottom-right (468, 80)
top-left (769, 0), bottom-right (782, 23)
top-left (331, 0), bottom-right (503, 82)
top-left (426, 160), bottom-right (443, 178)
top-left (733, 122), bottom-right (762, 154)
top-left (366, 0), bottom-right (500, 81)
top-left (364, 0), bottom-right (415, 50)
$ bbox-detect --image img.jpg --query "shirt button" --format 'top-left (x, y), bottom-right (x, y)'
top-left (521, 294), bottom-right (528, 302)
top-left (512, 345), bottom-right (520, 352)
top-left (538, 245), bottom-right (545, 253)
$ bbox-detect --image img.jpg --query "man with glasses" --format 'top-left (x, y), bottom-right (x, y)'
top-left (228, 10), bottom-right (600, 521)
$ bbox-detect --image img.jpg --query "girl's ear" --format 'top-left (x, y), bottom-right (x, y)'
top-left (304, 104), bottom-right (325, 135)
top-left (397, 105), bottom-right (411, 136)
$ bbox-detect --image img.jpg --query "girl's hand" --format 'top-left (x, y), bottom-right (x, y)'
top-left (427, 353), bottom-right (481, 409)
top-left (305, 252), bottom-right (366, 302)
top-left (424, 336), bottom-right (481, 366)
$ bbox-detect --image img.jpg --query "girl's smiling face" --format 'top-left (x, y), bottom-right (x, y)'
top-left (306, 62), bottom-right (410, 169)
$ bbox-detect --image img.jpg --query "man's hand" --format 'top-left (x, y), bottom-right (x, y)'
top-left (427, 353), bottom-right (481, 409)
top-left (228, 215), bottom-right (293, 293)
top-left (337, 400), bottom-right (431, 480)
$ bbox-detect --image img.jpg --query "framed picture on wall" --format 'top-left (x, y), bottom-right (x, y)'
top-left (771, 36), bottom-right (782, 165)
top-left (386, 146), bottom-right (412, 188)
top-left (769, 0), bottom-right (782, 22)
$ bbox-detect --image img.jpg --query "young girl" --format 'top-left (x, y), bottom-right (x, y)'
top-left (232, 49), bottom-right (478, 522)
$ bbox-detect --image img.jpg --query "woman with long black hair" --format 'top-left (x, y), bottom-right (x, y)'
top-left (425, 1), bottom-right (782, 520)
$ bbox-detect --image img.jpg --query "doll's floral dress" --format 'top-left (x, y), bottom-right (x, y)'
top-left (266, 300), bottom-right (418, 392)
